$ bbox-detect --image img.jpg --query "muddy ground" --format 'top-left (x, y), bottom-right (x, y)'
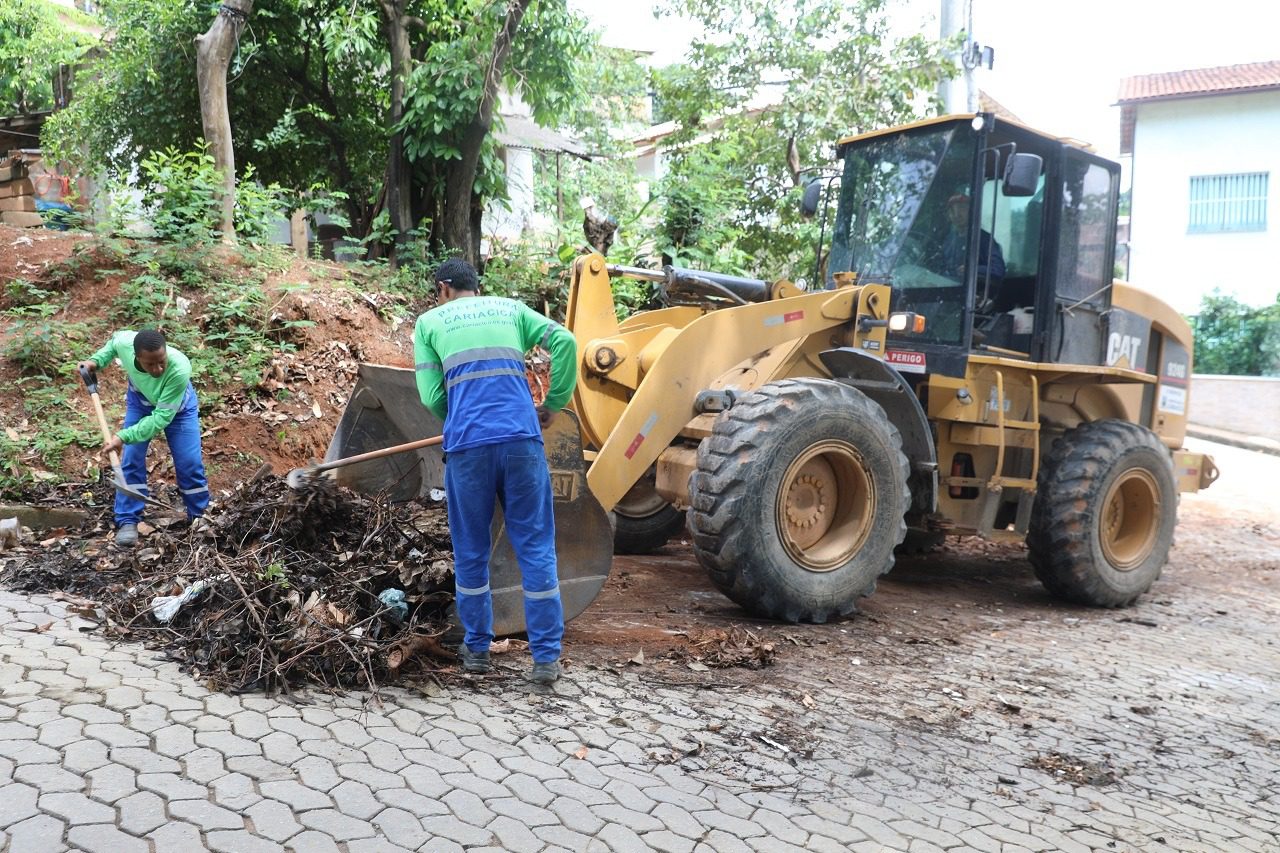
top-left (565, 436), bottom-right (1280, 699)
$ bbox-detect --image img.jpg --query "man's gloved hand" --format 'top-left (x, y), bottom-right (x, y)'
top-left (536, 406), bottom-right (553, 428)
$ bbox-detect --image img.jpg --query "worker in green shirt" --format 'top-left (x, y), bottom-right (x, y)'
top-left (414, 258), bottom-right (578, 685)
top-left (77, 329), bottom-right (209, 546)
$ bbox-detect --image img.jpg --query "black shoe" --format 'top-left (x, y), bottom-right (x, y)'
top-left (527, 660), bottom-right (561, 685)
top-left (456, 643), bottom-right (491, 674)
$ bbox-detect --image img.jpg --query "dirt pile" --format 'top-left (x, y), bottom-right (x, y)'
top-left (3, 472), bottom-right (457, 693)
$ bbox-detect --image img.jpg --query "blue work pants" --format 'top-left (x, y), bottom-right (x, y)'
top-left (445, 438), bottom-right (563, 663)
top-left (115, 383), bottom-right (209, 526)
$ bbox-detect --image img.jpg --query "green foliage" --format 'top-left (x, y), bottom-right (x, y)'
top-left (1189, 291), bottom-right (1280, 376)
top-left (18, 378), bottom-right (101, 465)
top-left (43, 0), bottom-right (592, 254)
top-left (649, 0), bottom-right (955, 280)
top-left (4, 279), bottom-right (55, 308)
top-left (0, 0), bottom-right (93, 113)
top-left (2, 302), bottom-right (95, 378)
top-left (127, 146), bottom-right (285, 244)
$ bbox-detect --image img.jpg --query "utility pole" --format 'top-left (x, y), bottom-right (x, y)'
top-left (939, 0), bottom-right (993, 114)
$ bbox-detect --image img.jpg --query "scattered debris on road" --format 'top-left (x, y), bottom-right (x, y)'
top-left (1028, 751), bottom-right (1120, 787)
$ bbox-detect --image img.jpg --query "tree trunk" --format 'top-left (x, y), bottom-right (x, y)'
top-left (194, 0), bottom-right (253, 243)
top-left (378, 0), bottom-right (415, 267)
top-left (442, 0), bottom-right (532, 265)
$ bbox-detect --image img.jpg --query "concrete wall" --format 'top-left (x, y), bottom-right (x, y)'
top-left (1189, 374), bottom-right (1280, 441)
top-left (1128, 91), bottom-right (1280, 314)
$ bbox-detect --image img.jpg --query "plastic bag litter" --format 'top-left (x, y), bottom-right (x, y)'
top-left (428, 488), bottom-right (446, 502)
top-left (151, 575), bottom-right (226, 623)
top-left (0, 518), bottom-right (21, 550)
top-left (378, 588), bottom-right (409, 622)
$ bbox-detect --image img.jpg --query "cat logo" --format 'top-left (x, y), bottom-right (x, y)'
top-left (1106, 332), bottom-right (1143, 369)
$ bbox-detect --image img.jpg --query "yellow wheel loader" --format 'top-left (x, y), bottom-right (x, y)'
top-left (327, 113), bottom-right (1218, 633)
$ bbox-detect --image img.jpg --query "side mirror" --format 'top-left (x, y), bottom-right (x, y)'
top-left (800, 178), bottom-right (823, 218)
top-left (1003, 152), bottom-right (1042, 197)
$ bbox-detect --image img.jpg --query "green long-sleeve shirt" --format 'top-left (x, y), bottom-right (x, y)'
top-left (413, 296), bottom-right (577, 452)
top-left (88, 331), bottom-right (194, 444)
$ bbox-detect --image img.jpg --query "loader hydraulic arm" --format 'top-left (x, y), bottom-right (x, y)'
top-left (564, 253), bottom-right (889, 513)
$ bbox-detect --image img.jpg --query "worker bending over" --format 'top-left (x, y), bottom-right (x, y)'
top-left (77, 329), bottom-right (209, 546)
top-left (413, 259), bottom-right (578, 685)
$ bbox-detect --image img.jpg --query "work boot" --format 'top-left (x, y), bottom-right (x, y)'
top-left (456, 643), bottom-right (491, 674)
top-left (115, 524), bottom-right (139, 547)
top-left (527, 660), bottom-right (561, 685)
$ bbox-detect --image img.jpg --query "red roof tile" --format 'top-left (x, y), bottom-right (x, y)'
top-left (1117, 60), bottom-right (1280, 103)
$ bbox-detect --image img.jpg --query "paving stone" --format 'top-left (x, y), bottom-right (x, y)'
top-left (346, 840), bottom-right (417, 853)
top-left (62, 739), bottom-right (109, 773)
top-left (294, 756), bottom-right (342, 791)
top-left (592, 803), bottom-right (667, 833)
top-left (645, 829), bottom-right (699, 853)
top-left (183, 746), bottom-right (229, 783)
top-left (599, 821), bottom-right (654, 853)
top-left (332, 779), bottom-right (383, 820)
top-left (169, 798), bottom-right (247, 830)
top-left (196, 729), bottom-right (263, 757)
top-left (262, 732), bottom-right (306, 765)
top-left (118, 790), bottom-right (168, 835)
top-left (68, 823), bottom-right (150, 853)
top-left (7, 813), bottom-right (68, 852)
top-left (82, 762), bottom-right (137, 803)
top-left (370, 807), bottom-right (430, 849)
top-left (111, 747), bottom-right (181, 774)
top-left (653, 801), bottom-right (704, 839)
top-left (247, 797), bottom-right (305, 842)
top-left (14, 762), bottom-right (84, 793)
top-left (489, 796), bottom-right (559, 827)
top-left (286, 830), bottom-right (344, 853)
top-left (207, 829), bottom-right (289, 852)
top-left (137, 771), bottom-right (209, 801)
top-left (261, 779), bottom-right (334, 811)
top-left (299, 807), bottom-right (378, 840)
top-left (213, 771), bottom-right (264, 809)
top-left (487, 815), bottom-right (543, 853)
top-left (154, 724), bottom-right (198, 758)
top-left (0, 782), bottom-right (39, 828)
top-left (227, 756), bottom-right (295, 781)
top-left (420, 815), bottom-right (495, 847)
top-left (39, 791), bottom-right (115, 824)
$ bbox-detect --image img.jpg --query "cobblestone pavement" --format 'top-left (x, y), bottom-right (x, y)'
top-left (0, 439), bottom-right (1278, 853)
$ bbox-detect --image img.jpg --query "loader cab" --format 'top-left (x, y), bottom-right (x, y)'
top-left (827, 115), bottom-right (1121, 375)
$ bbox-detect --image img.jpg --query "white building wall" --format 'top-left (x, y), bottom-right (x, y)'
top-left (482, 146), bottom-right (535, 251)
top-left (1128, 91), bottom-right (1280, 313)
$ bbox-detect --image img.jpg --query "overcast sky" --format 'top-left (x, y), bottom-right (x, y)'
top-left (569, 0), bottom-right (1280, 159)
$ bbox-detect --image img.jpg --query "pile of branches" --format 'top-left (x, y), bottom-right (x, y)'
top-left (4, 472), bottom-right (457, 693)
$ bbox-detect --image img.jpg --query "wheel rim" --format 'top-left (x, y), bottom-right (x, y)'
top-left (1099, 468), bottom-right (1160, 570)
top-left (776, 440), bottom-right (876, 572)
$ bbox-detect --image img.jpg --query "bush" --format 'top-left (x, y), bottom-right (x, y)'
top-left (1190, 291), bottom-right (1280, 376)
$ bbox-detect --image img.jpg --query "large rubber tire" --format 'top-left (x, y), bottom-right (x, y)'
top-left (1027, 420), bottom-right (1177, 607)
top-left (687, 378), bottom-right (910, 623)
top-left (613, 504), bottom-right (686, 555)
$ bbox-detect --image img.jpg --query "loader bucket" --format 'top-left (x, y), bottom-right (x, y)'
top-left (326, 364), bottom-right (614, 636)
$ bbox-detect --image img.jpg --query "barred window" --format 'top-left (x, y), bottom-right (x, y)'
top-left (1188, 172), bottom-right (1268, 233)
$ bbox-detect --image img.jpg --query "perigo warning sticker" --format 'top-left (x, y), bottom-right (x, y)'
top-left (885, 350), bottom-right (926, 374)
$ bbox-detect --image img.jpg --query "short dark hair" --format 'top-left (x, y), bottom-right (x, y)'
top-left (434, 258), bottom-right (479, 293)
top-left (135, 329), bottom-right (166, 353)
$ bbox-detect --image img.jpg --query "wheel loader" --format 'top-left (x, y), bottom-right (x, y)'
top-left (325, 113), bottom-right (1218, 634)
